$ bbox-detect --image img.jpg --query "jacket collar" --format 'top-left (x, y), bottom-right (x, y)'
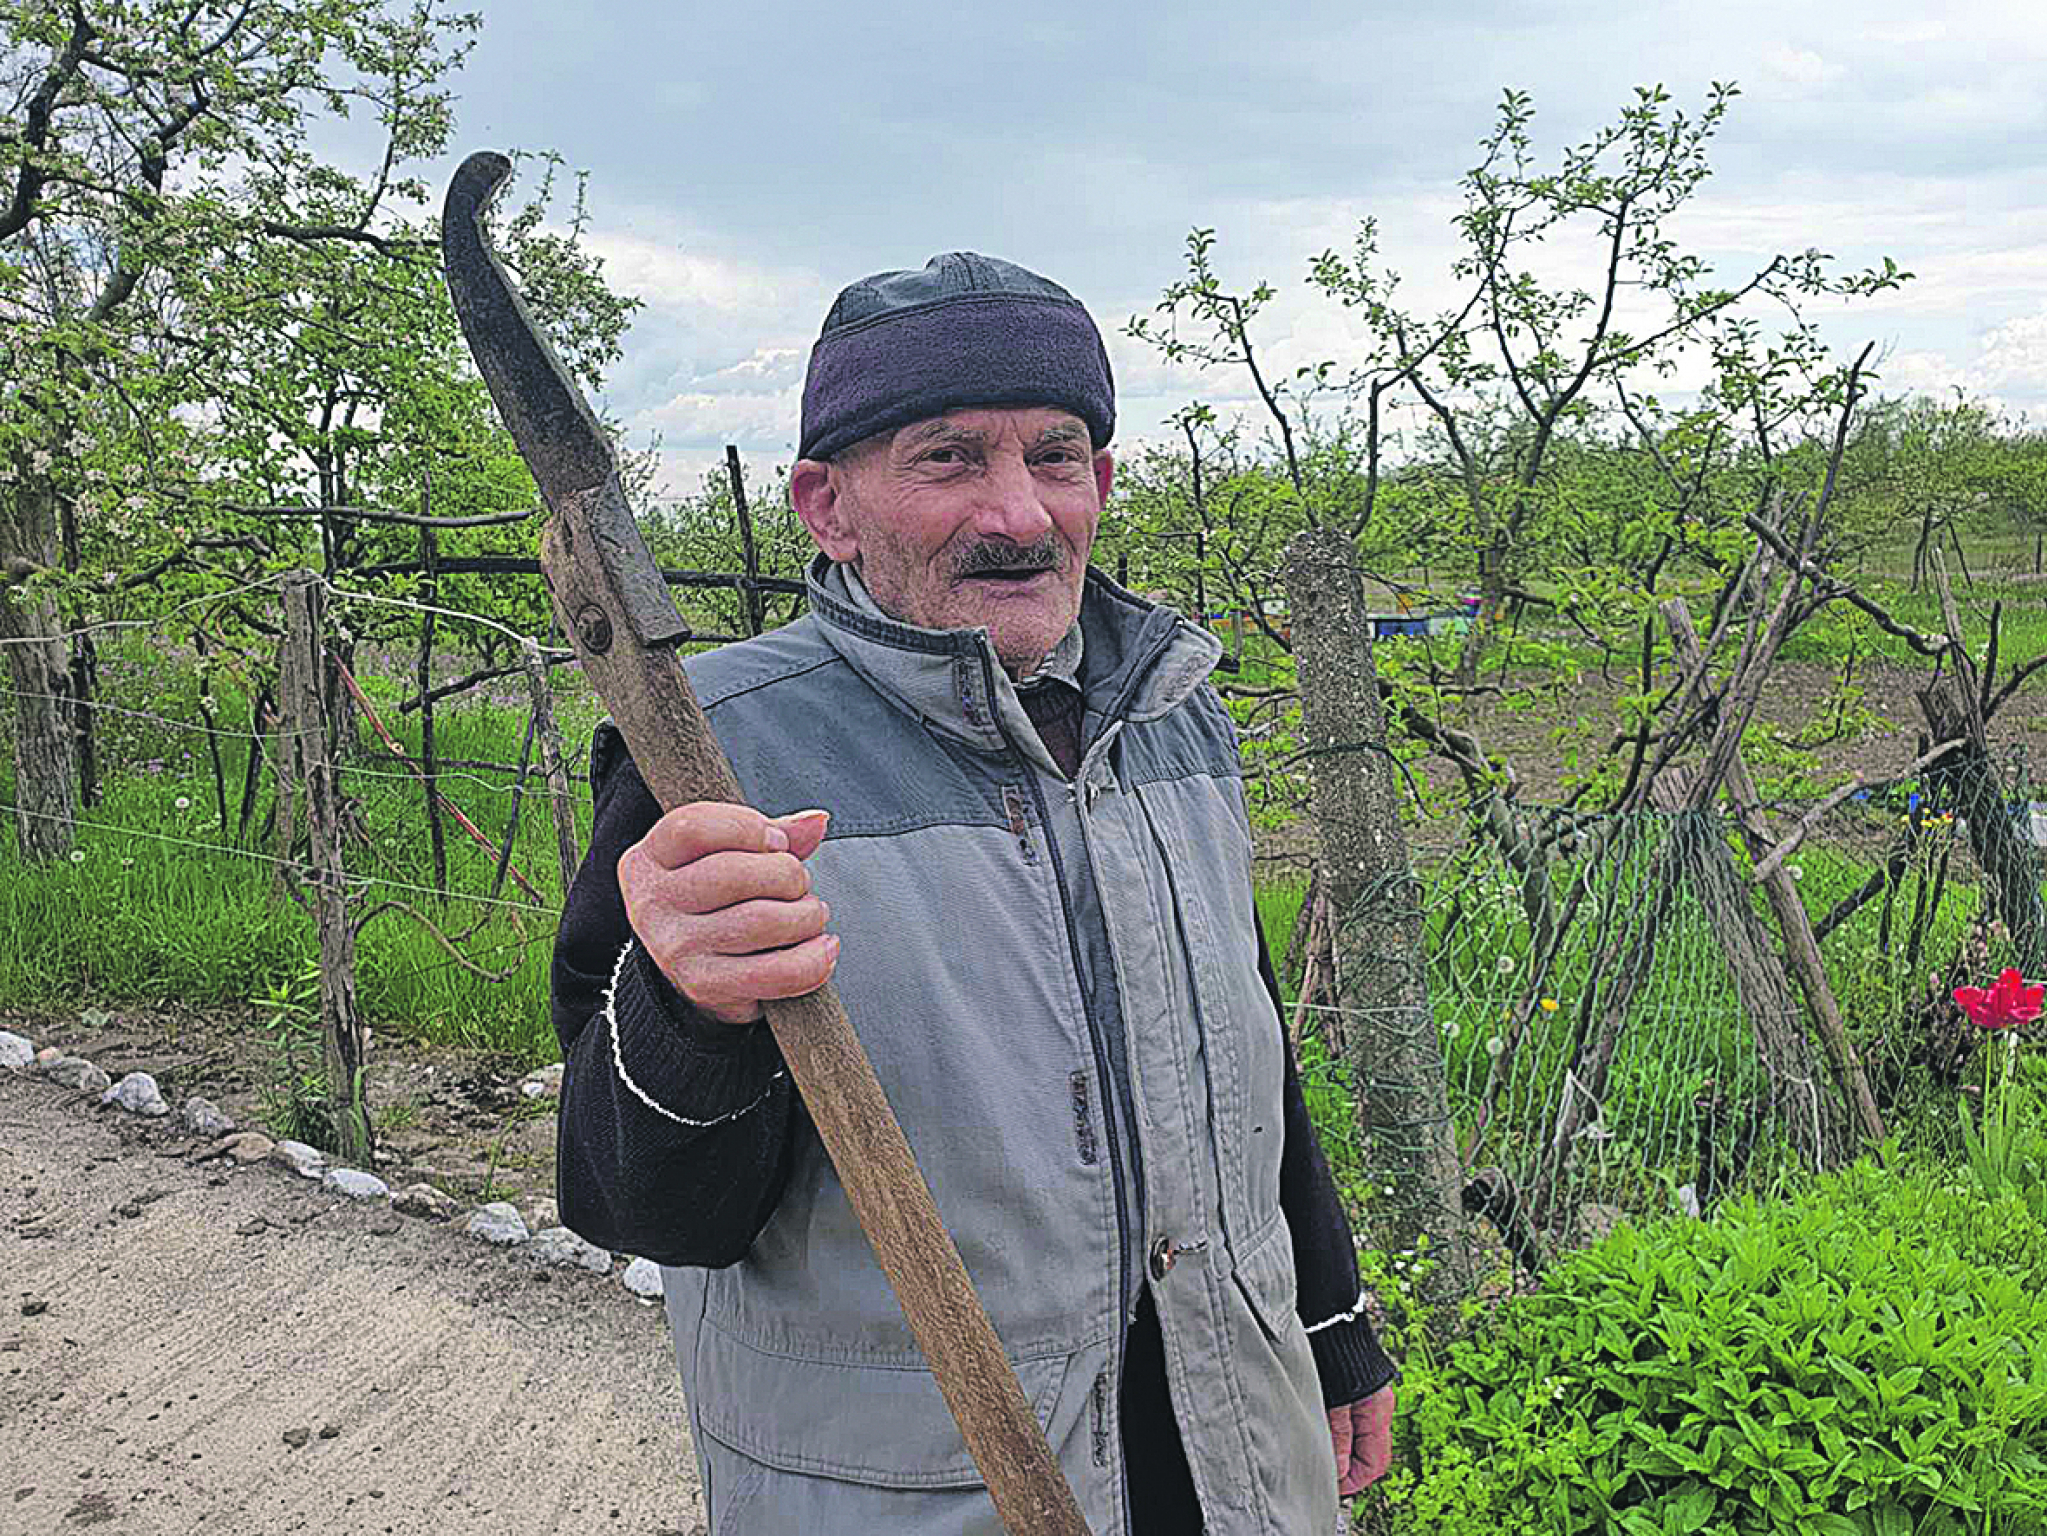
top-left (804, 553), bottom-right (1222, 768)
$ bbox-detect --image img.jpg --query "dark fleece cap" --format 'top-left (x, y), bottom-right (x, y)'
top-left (798, 252), bottom-right (1115, 462)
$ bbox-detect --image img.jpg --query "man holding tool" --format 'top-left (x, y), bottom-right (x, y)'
top-left (550, 253), bottom-right (1397, 1534)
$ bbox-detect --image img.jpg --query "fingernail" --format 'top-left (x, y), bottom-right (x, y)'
top-left (765, 826), bottom-right (790, 852)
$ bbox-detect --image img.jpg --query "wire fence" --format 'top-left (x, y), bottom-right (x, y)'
top-left (1279, 753), bottom-right (2047, 1282)
top-left (4, 567), bottom-right (2046, 1282)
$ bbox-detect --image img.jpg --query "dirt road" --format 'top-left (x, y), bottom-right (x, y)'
top-left (0, 1072), bottom-right (704, 1535)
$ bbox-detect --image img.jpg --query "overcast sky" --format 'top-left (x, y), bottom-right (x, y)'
top-left (404, 0), bottom-right (2047, 499)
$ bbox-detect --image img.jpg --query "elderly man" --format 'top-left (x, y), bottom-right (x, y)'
top-left (551, 253), bottom-right (1397, 1534)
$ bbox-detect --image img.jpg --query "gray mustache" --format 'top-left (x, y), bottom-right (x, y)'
top-left (954, 540), bottom-right (1062, 578)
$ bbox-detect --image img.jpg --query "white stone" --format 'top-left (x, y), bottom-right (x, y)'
top-left (531, 1227), bottom-right (612, 1274)
top-left (0, 1031), bottom-right (33, 1071)
top-left (101, 1071), bottom-right (170, 1117)
top-left (46, 1057), bottom-right (111, 1094)
top-left (271, 1140), bottom-right (327, 1179)
top-left (620, 1257), bottom-right (665, 1300)
top-left (181, 1097), bottom-right (234, 1138)
top-left (465, 1201), bottom-right (528, 1246)
top-left (323, 1168), bottom-right (390, 1201)
top-left (1674, 1183), bottom-right (1703, 1220)
top-left (519, 1062), bottom-right (565, 1099)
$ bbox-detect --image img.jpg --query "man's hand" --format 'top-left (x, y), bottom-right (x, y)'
top-left (1330, 1382), bottom-right (1395, 1496)
top-left (619, 803), bottom-right (836, 1025)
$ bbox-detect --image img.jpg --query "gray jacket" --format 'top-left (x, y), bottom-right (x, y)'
top-left (642, 560), bottom-right (1337, 1534)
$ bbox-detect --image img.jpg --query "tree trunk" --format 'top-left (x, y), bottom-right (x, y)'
top-left (1282, 528), bottom-right (1471, 1306)
top-left (0, 475), bottom-right (79, 860)
top-left (280, 572), bottom-right (372, 1165)
top-left (1919, 680), bottom-right (2047, 974)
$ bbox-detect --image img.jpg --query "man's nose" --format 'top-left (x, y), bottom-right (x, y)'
top-left (973, 453), bottom-right (1054, 542)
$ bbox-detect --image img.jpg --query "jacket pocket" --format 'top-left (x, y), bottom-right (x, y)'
top-left (1224, 1216), bottom-right (1340, 1533)
top-left (1229, 1212), bottom-right (1302, 1349)
top-left (693, 1318), bottom-right (1095, 1489)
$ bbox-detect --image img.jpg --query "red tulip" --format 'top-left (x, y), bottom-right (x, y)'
top-left (1953, 968), bottom-right (2045, 1031)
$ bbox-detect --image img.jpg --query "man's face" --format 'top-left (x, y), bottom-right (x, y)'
top-left (792, 406), bottom-right (1115, 678)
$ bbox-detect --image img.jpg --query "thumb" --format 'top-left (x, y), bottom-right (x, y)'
top-left (773, 808), bottom-right (831, 860)
top-left (1328, 1404), bottom-right (1354, 1479)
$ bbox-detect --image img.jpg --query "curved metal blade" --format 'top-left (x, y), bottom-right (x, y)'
top-left (442, 151), bottom-right (684, 649)
top-left (441, 152), bottom-right (612, 502)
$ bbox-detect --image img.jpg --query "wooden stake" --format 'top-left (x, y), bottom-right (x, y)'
top-left (279, 572), bottom-right (372, 1165)
top-left (418, 514), bottom-right (448, 899)
top-left (522, 637), bottom-right (582, 900)
top-left (1662, 601), bottom-right (1886, 1153)
top-left (727, 444), bottom-right (764, 638)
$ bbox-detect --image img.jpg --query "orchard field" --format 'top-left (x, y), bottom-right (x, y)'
top-left (5, 11), bottom-right (2047, 1529)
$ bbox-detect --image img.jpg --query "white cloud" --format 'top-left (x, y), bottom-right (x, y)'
top-left (1857, 309), bottom-right (2047, 422)
top-left (582, 225), bottom-right (825, 321)
top-left (1761, 46), bottom-right (1844, 89)
top-left (629, 386), bottom-right (802, 450)
top-left (1971, 310), bottom-right (2047, 396)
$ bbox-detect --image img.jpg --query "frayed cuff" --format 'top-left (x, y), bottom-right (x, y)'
top-left (606, 942), bottom-right (786, 1128)
top-left (1304, 1304), bottom-right (1400, 1410)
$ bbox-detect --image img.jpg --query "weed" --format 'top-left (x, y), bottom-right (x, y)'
top-left (255, 961), bottom-right (334, 1149)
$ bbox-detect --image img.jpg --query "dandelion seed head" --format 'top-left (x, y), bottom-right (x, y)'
top-left (1487, 1036), bottom-right (1506, 1057)
top-left (69, 849), bottom-right (85, 864)
top-left (174, 796), bottom-right (191, 811)
top-left (1496, 954), bottom-right (1516, 976)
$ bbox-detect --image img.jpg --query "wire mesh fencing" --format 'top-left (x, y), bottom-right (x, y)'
top-left (1284, 754), bottom-right (2047, 1286)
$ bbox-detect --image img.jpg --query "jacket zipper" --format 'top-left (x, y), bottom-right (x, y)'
top-left (974, 645), bottom-right (1137, 1533)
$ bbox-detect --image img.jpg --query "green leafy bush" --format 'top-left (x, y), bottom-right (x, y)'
top-left (1379, 1159), bottom-right (2047, 1534)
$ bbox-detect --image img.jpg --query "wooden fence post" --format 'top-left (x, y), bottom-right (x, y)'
top-left (1662, 600), bottom-right (1886, 1153)
top-left (279, 571), bottom-right (373, 1165)
top-left (418, 514), bottom-right (449, 899)
top-left (726, 444), bottom-right (764, 638)
top-left (1282, 528), bottom-right (1471, 1305)
top-left (523, 637), bottom-right (582, 898)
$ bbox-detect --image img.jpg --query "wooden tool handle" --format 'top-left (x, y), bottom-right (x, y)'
top-left (540, 508), bottom-right (1091, 1536)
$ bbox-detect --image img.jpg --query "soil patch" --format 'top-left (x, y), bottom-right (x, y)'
top-left (0, 1067), bottom-right (703, 1535)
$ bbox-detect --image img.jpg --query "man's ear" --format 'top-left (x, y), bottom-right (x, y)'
top-left (1092, 447), bottom-right (1115, 509)
top-left (792, 458), bottom-right (859, 562)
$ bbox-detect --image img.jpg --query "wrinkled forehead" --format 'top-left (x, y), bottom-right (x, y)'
top-left (884, 408), bottom-right (1092, 457)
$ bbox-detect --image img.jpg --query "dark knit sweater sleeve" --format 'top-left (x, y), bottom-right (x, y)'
top-left (551, 723), bottom-right (797, 1267)
top-left (1257, 918), bottom-right (1401, 1408)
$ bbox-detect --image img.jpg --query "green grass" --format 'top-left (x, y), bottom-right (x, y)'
top-left (0, 633), bottom-right (602, 1063)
